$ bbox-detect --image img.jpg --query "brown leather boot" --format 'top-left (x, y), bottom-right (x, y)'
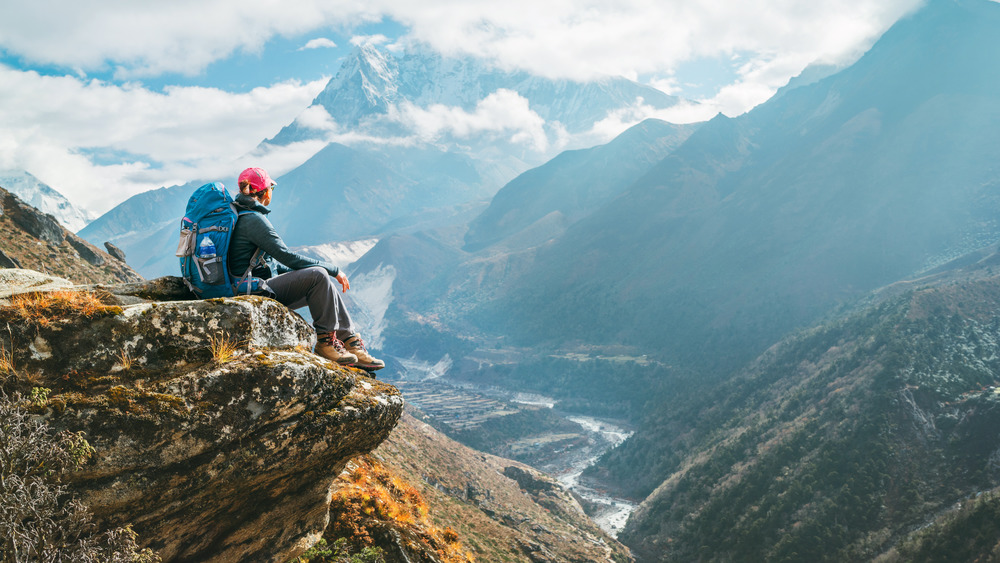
top-left (343, 334), bottom-right (385, 371)
top-left (314, 332), bottom-right (358, 365)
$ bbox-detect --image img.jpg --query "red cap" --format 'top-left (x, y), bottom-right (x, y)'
top-left (238, 167), bottom-right (276, 193)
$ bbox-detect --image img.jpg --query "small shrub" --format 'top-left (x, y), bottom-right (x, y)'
top-left (29, 386), bottom-right (50, 407)
top-left (0, 391), bottom-right (160, 562)
top-left (293, 538), bottom-right (385, 563)
top-left (326, 457), bottom-right (473, 563)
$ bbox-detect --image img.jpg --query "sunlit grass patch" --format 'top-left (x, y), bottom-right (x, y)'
top-left (1, 289), bottom-right (123, 325)
top-left (326, 457), bottom-right (473, 563)
top-left (0, 342), bottom-right (14, 376)
top-left (209, 331), bottom-right (241, 364)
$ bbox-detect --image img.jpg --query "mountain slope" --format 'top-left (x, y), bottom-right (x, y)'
top-left (366, 410), bottom-right (633, 563)
top-left (486, 0), bottom-right (1000, 372)
top-left (604, 253), bottom-right (1000, 561)
top-left (0, 186), bottom-right (142, 284)
top-left (463, 118), bottom-right (700, 252)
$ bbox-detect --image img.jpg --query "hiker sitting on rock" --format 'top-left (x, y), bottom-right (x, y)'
top-left (227, 167), bottom-right (384, 371)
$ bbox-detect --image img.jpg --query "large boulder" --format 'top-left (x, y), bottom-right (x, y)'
top-left (2, 282), bottom-right (403, 562)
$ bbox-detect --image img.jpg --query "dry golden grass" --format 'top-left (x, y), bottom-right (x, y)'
top-left (209, 332), bottom-right (241, 363)
top-left (117, 348), bottom-right (134, 371)
top-left (327, 457), bottom-right (473, 563)
top-left (0, 326), bottom-right (16, 377)
top-left (1, 289), bottom-right (122, 325)
top-left (0, 342), bottom-right (14, 376)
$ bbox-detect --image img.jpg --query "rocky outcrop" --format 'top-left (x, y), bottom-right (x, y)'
top-left (104, 241), bottom-right (127, 262)
top-left (66, 233), bottom-right (104, 266)
top-left (1, 274), bottom-right (403, 562)
top-left (0, 248), bottom-right (21, 268)
top-left (0, 269), bottom-right (73, 298)
top-left (3, 189), bottom-right (65, 244)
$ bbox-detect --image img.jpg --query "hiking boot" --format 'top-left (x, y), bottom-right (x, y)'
top-left (315, 332), bottom-right (357, 365)
top-left (343, 334), bottom-right (385, 371)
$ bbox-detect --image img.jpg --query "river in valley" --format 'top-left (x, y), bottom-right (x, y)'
top-left (507, 398), bottom-right (638, 537)
top-left (393, 378), bottom-right (640, 537)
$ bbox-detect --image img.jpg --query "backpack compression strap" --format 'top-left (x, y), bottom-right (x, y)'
top-left (236, 248), bottom-right (265, 296)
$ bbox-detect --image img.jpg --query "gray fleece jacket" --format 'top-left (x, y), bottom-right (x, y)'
top-left (227, 194), bottom-right (339, 280)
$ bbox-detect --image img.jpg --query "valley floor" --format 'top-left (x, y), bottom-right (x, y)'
top-left (388, 377), bottom-right (638, 537)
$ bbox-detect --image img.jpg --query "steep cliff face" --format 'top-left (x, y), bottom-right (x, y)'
top-left (0, 274), bottom-right (403, 562)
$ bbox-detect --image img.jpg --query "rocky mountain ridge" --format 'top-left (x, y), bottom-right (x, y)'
top-left (598, 249), bottom-right (1000, 561)
top-left (0, 185), bottom-right (142, 285)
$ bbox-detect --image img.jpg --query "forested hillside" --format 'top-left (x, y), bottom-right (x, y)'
top-left (604, 257), bottom-right (1000, 561)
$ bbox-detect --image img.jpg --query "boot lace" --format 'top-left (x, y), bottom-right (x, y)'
top-left (318, 333), bottom-right (348, 352)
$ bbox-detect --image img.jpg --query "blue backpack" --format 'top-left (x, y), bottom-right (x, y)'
top-left (176, 182), bottom-right (269, 298)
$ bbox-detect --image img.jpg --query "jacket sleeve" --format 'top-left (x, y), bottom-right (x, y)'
top-left (243, 213), bottom-right (340, 277)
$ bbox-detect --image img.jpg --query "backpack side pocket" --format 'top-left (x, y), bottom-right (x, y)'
top-left (176, 227), bottom-right (196, 257)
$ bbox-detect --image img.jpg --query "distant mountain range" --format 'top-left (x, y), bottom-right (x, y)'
top-left (338, 4), bottom-right (1000, 558)
top-left (380, 0), bottom-right (1000, 376)
top-left (610, 246), bottom-right (1000, 561)
top-left (267, 42), bottom-right (682, 150)
top-left (0, 170), bottom-right (96, 232)
top-left (80, 43), bottom-right (691, 278)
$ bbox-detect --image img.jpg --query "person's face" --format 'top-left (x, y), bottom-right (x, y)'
top-left (260, 186), bottom-right (273, 206)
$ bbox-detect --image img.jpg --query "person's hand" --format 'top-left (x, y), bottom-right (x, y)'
top-left (335, 271), bottom-right (350, 293)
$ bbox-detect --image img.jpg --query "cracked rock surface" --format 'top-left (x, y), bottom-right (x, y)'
top-left (2, 276), bottom-right (403, 562)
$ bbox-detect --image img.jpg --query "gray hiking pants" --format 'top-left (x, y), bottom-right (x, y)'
top-left (266, 266), bottom-right (354, 339)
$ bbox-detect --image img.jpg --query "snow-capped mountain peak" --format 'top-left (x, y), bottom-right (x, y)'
top-left (0, 170), bottom-right (95, 232)
top-left (266, 43), bottom-right (683, 150)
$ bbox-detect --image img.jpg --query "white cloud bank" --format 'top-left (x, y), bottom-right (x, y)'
top-left (394, 89), bottom-right (549, 152)
top-left (300, 38), bottom-right (337, 50)
top-left (0, 65), bottom-right (327, 213)
top-left (1, 0), bottom-right (925, 88)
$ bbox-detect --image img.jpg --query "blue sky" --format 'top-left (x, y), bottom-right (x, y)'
top-left (0, 0), bottom-right (926, 214)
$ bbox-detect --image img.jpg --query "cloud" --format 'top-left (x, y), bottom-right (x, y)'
top-left (392, 89), bottom-right (549, 152)
top-left (586, 98), bottom-right (716, 142)
top-left (295, 105), bottom-right (339, 132)
top-left (0, 1), bottom-right (924, 86)
top-left (0, 65), bottom-right (327, 212)
top-left (382, 0), bottom-right (924, 113)
top-left (0, 1), bottom-right (382, 78)
top-left (300, 37), bottom-right (337, 50)
top-left (350, 34), bottom-right (391, 47)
